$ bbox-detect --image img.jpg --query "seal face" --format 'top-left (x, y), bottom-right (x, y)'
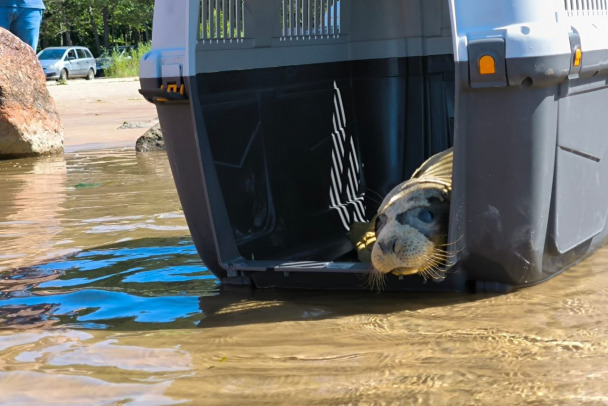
top-left (370, 148), bottom-right (453, 279)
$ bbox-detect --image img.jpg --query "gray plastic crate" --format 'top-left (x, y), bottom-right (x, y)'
top-left (140, 0), bottom-right (608, 292)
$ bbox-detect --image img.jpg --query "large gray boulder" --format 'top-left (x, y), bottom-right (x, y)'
top-left (135, 123), bottom-right (165, 152)
top-left (0, 28), bottom-right (63, 159)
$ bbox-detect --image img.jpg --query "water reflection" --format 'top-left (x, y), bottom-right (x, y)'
top-left (0, 148), bottom-right (607, 404)
top-left (0, 304), bottom-right (57, 329)
top-left (1, 238), bottom-right (217, 330)
top-left (0, 330), bottom-right (191, 405)
top-left (0, 156), bottom-right (68, 272)
top-left (0, 150), bottom-right (188, 267)
top-left (0, 149), bottom-right (215, 329)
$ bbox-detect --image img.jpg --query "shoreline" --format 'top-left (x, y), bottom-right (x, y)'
top-left (46, 77), bottom-right (158, 153)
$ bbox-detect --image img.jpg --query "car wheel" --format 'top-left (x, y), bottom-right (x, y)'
top-left (86, 68), bottom-right (95, 80)
top-left (59, 69), bottom-right (68, 81)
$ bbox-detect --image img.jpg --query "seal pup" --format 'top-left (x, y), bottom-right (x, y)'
top-left (347, 148), bottom-right (455, 287)
top-left (367, 147), bottom-right (455, 286)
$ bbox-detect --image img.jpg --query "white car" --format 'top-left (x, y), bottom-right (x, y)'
top-left (37, 46), bottom-right (97, 81)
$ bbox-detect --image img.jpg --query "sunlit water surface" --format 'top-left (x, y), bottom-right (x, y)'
top-left (0, 149), bottom-right (607, 405)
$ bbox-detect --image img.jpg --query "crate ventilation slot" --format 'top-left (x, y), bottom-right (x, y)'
top-left (281, 0), bottom-right (340, 40)
top-left (200, 0), bottom-right (245, 42)
top-left (563, 0), bottom-right (608, 16)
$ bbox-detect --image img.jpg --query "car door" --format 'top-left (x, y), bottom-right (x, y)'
top-left (64, 48), bottom-right (78, 76)
top-left (83, 48), bottom-right (95, 75)
top-left (76, 49), bottom-right (89, 76)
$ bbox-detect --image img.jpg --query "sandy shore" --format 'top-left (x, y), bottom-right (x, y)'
top-left (46, 77), bottom-right (159, 153)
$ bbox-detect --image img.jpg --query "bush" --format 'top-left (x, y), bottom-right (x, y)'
top-left (105, 42), bottom-right (152, 78)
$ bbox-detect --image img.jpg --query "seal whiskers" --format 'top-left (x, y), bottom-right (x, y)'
top-left (367, 266), bottom-right (387, 292)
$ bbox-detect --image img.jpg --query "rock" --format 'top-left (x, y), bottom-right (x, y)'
top-left (135, 123), bottom-right (165, 152)
top-left (0, 28), bottom-right (63, 159)
top-left (119, 119), bottom-right (158, 129)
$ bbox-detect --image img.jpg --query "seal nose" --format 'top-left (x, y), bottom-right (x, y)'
top-left (378, 240), bottom-right (395, 254)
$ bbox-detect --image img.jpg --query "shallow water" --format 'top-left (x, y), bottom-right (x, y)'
top-left (0, 149), bottom-right (607, 405)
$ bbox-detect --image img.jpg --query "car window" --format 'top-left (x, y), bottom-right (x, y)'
top-left (66, 49), bottom-right (76, 59)
top-left (37, 49), bottom-right (65, 60)
top-left (76, 49), bottom-right (87, 59)
top-left (84, 49), bottom-right (93, 59)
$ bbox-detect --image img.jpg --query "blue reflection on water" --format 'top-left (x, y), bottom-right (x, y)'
top-left (122, 266), bottom-right (213, 283)
top-left (0, 238), bottom-right (218, 329)
top-left (39, 244), bottom-right (199, 273)
top-left (1, 290), bottom-right (201, 323)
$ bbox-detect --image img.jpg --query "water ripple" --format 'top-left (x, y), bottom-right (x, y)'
top-left (0, 238), bottom-right (218, 329)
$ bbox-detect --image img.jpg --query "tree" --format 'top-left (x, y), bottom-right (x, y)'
top-left (39, 0), bottom-right (154, 55)
top-left (87, 4), bottom-right (102, 55)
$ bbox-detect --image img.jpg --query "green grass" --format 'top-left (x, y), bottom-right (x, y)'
top-left (105, 42), bottom-right (152, 78)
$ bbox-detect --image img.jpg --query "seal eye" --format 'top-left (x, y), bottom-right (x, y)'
top-left (417, 209), bottom-right (434, 223)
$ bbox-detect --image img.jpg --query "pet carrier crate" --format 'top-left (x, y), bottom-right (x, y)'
top-left (140, 0), bottom-right (608, 292)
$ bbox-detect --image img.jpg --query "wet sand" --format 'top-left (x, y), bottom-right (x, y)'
top-left (46, 77), bottom-right (158, 152)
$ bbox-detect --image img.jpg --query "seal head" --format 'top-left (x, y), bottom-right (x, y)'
top-left (370, 148), bottom-right (453, 279)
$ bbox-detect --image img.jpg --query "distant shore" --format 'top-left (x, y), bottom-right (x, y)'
top-left (47, 77), bottom-right (158, 153)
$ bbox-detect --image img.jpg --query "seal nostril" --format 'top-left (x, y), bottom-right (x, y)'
top-left (378, 241), bottom-right (390, 254)
top-left (378, 240), bottom-right (397, 254)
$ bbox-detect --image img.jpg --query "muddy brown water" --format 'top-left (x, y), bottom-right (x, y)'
top-left (0, 149), bottom-right (606, 405)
